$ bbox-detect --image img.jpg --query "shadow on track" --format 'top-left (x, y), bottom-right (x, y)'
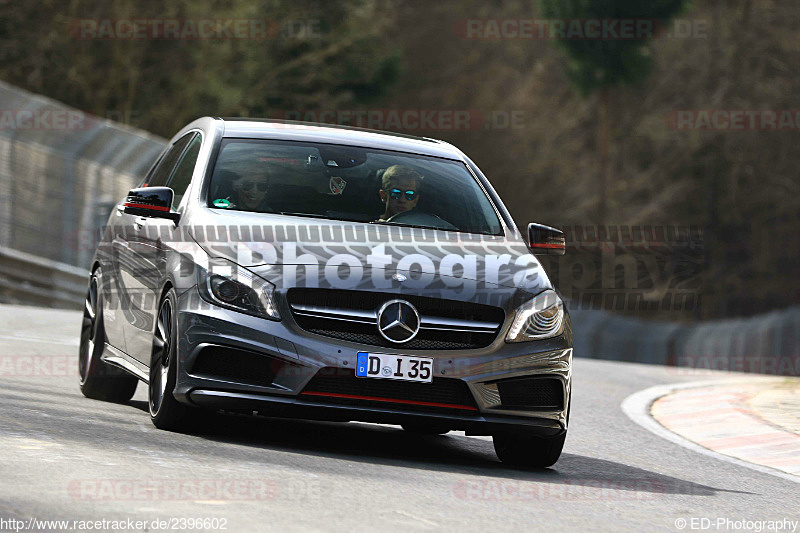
top-left (0, 381), bottom-right (749, 499)
top-left (184, 410), bottom-right (744, 498)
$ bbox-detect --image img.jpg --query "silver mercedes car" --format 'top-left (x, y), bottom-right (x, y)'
top-left (79, 117), bottom-right (572, 467)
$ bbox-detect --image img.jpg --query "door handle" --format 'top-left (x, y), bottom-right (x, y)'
top-left (133, 217), bottom-right (147, 230)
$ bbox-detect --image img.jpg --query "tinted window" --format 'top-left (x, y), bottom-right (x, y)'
top-left (146, 133), bottom-right (194, 188)
top-left (207, 139), bottom-right (503, 236)
top-left (166, 134), bottom-right (202, 209)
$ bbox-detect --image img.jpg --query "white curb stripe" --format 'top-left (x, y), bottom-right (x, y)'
top-left (621, 380), bottom-right (800, 484)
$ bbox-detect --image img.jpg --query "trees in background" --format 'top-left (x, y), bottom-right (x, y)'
top-left (0, 0), bottom-right (400, 137)
top-left (540, 0), bottom-right (687, 225)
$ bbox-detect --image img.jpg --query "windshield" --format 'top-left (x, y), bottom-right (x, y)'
top-left (206, 138), bottom-right (504, 235)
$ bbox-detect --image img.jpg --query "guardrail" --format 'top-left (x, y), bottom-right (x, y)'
top-left (0, 80), bottom-right (165, 269)
top-left (570, 306), bottom-right (800, 376)
top-left (0, 246), bottom-right (88, 309)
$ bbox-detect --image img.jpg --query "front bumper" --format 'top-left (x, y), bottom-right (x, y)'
top-left (173, 288), bottom-right (572, 435)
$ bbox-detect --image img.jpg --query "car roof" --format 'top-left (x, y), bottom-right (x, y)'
top-left (216, 118), bottom-right (465, 160)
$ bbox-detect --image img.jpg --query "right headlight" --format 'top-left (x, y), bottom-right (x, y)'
top-left (197, 260), bottom-right (280, 321)
top-left (505, 290), bottom-right (564, 342)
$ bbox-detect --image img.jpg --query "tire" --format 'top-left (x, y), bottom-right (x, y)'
top-left (78, 268), bottom-right (138, 403)
top-left (148, 288), bottom-right (199, 431)
top-left (492, 431), bottom-right (567, 468)
top-left (401, 422), bottom-right (451, 435)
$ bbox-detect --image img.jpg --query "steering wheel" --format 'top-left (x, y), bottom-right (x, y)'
top-left (385, 210), bottom-right (458, 230)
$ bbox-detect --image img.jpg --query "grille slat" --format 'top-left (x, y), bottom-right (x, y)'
top-left (287, 288), bottom-right (504, 350)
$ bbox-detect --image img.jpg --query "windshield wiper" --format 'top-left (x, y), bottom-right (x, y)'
top-left (279, 212), bottom-right (333, 220)
top-left (279, 212), bottom-right (365, 223)
top-left (373, 221), bottom-right (453, 232)
top-left (371, 220), bottom-right (498, 236)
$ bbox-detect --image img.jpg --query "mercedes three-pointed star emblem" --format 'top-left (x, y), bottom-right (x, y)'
top-left (376, 299), bottom-right (420, 343)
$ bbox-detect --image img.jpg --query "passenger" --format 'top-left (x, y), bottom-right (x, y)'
top-left (376, 165), bottom-right (423, 222)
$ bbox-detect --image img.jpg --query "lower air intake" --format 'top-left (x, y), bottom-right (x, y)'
top-left (496, 377), bottom-right (564, 410)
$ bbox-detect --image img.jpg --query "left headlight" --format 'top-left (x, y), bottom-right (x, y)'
top-left (505, 290), bottom-right (564, 342)
top-left (198, 260), bottom-right (280, 321)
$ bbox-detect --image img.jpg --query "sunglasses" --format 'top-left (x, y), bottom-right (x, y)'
top-left (388, 188), bottom-right (418, 201)
top-left (240, 181), bottom-right (268, 192)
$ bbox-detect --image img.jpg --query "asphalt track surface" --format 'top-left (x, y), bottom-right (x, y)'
top-left (1, 304), bottom-right (797, 532)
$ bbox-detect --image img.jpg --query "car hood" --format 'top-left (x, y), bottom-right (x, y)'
top-left (185, 207), bottom-right (553, 294)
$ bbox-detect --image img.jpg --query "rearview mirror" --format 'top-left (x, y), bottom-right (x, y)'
top-left (527, 222), bottom-right (565, 255)
top-left (123, 187), bottom-right (180, 222)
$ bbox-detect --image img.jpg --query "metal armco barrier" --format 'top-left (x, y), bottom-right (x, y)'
top-left (0, 79), bottom-right (166, 270)
top-left (0, 245), bottom-right (87, 309)
top-left (570, 306), bottom-right (800, 376)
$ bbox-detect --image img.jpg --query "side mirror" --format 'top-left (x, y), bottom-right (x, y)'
top-left (123, 187), bottom-right (180, 222)
top-left (527, 222), bottom-right (565, 255)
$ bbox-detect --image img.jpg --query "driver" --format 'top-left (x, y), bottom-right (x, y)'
top-left (228, 167), bottom-right (272, 212)
top-left (376, 165), bottom-right (423, 222)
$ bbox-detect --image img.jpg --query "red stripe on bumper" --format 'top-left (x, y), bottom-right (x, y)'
top-left (300, 391), bottom-right (478, 411)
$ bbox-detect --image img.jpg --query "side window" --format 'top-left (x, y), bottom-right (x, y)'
top-left (165, 134), bottom-right (202, 209)
top-left (145, 133), bottom-right (194, 188)
top-left (137, 153), bottom-right (164, 188)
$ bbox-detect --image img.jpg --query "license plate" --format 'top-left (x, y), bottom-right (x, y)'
top-left (355, 352), bottom-right (433, 383)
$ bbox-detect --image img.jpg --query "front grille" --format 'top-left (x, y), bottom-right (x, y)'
top-left (301, 367), bottom-right (479, 412)
top-left (304, 323), bottom-right (481, 350)
top-left (496, 377), bottom-right (564, 410)
top-left (287, 288), bottom-right (505, 350)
